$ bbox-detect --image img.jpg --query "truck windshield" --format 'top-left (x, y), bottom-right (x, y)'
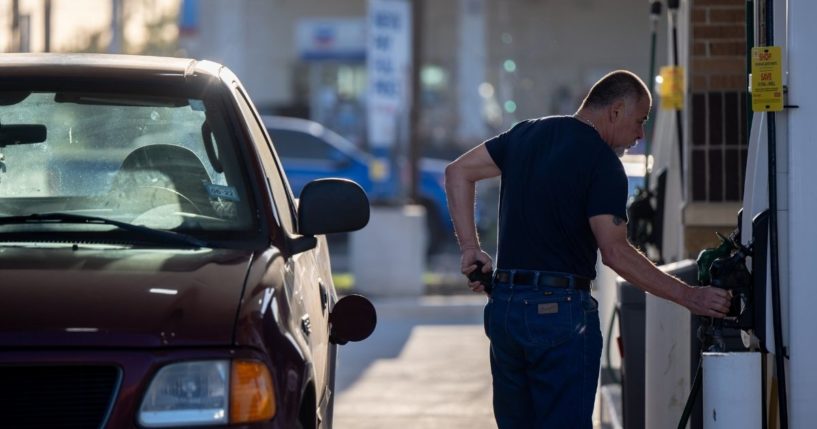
top-left (0, 91), bottom-right (256, 239)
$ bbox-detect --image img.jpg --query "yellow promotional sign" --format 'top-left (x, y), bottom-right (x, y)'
top-left (658, 66), bottom-right (684, 110)
top-left (751, 46), bottom-right (783, 112)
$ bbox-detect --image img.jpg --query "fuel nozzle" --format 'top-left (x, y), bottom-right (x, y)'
top-left (696, 232), bottom-right (735, 285)
top-left (709, 241), bottom-right (752, 318)
top-left (696, 231), bottom-right (754, 330)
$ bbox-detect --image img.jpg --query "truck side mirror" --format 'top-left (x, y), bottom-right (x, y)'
top-left (297, 178), bottom-right (369, 235)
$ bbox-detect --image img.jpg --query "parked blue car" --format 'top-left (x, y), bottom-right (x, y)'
top-left (262, 116), bottom-right (453, 252)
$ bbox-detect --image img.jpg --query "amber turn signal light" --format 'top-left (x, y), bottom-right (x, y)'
top-left (230, 360), bottom-right (276, 424)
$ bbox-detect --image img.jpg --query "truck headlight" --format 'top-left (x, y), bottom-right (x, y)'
top-left (138, 360), bottom-right (276, 427)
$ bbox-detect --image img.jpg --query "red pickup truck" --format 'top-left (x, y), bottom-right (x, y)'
top-left (0, 53), bottom-right (375, 429)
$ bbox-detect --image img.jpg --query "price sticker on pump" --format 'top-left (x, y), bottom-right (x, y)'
top-left (751, 46), bottom-right (783, 112)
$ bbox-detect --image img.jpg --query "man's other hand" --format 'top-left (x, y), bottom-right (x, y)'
top-left (460, 247), bottom-right (493, 294)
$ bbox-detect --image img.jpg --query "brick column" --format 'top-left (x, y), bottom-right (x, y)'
top-left (690, 0), bottom-right (747, 92)
top-left (684, 0), bottom-right (748, 256)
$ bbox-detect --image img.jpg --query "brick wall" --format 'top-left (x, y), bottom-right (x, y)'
top-left (685, 225), bottom-right (738, 256)
top-left (688, 0), bottom-right (748, 204)
top-left (684, 0), bottom-right (749, 256)
top-left (690, 0), bottom-right (747, 92)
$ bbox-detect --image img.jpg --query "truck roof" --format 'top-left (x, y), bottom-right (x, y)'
top-left (0, 53), bottom-right (223, 81)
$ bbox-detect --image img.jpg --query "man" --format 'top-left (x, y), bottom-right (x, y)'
top-left (444, 70), bottom-right (731, 428)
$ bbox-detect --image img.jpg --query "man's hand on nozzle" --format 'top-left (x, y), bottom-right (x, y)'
top-left (681, 284), bottom-right (733, 318)
top-left (460, 246), bottom-right (493, 294)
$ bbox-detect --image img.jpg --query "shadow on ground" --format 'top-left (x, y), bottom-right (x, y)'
top-left (334, 295), bottom-right (487, 393)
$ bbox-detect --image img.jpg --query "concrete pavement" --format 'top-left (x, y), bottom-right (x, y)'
top-left (333, 295), bottom-right (496, 429)
top-left (330, 293), bottom-right (618, 429)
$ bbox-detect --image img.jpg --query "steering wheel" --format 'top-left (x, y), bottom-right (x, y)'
top-left (133, 185), bottom-right (203, 215)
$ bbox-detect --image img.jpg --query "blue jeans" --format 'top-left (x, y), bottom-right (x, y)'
top-left (484, 280), bottom-right (602, 429)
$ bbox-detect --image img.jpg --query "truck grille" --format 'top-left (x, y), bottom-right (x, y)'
top-left (0, 365), bottom-right (120, 429)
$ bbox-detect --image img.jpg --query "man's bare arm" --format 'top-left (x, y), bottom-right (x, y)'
top-left (589, 214), bottom-right (731, 317)
top-left (444, 144), bottom-right (501, 251)
top-left (445, 144), bottom-right (501, 292)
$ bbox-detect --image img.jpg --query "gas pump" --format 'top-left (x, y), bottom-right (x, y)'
top-left (623, 0), bottom-right (817, 426)
top-left (697, 0), bottom-right (809, 426)
top-left (675, 219), bottom-right (757, 429)
top-left (678, 207), bottom-right (777, 429)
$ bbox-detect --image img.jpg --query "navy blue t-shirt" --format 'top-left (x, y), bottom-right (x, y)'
top-left (485, 116), bottom-right (629, 279)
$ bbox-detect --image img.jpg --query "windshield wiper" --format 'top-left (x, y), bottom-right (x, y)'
top-left (0, 212), bottom-right (207, 248)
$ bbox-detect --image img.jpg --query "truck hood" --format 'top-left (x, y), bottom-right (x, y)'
top-left (0, 244), bottom-right (254, 348)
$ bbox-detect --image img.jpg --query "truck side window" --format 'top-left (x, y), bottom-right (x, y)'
top-left (232, 87), bottom-right (296, 233)
top-left (267, 129), bottom-right (334, 160)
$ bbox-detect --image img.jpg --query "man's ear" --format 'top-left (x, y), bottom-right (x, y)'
top-left (609, 100), bottom-right (626, 122)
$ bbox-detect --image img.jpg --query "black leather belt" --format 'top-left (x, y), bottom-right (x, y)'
top-left (494, 269), bottom-right (591, 291)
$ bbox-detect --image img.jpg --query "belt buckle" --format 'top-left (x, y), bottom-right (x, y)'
top-left (541, 272), bottom-right (571, 288)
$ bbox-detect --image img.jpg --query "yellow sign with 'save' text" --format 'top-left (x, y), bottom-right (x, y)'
top-left (751, 46), bottom-right (783, 112)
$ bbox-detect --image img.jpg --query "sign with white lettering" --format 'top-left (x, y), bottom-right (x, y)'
top-left (366, 0), bottom-right (411, 149)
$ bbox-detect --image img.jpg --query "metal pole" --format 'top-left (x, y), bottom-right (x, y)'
top-left (44, 0), bottom-right (52, 52)
top-left (667, 0), bottom-right (685, 196)
top-left (11, 0), bottom-right (20, 52)
top-left (109, 0), bottom-right (123, 53)
top-left (645, 0), bottom-right (662, 185)
top-left (408, 0), bottom-right (423, 202)
top-left (763, 0), bottom-right (788, 426)
top-left (746, 0), bottom-right (754, 139)
top-left (670, 13), bottom-right (684, 188)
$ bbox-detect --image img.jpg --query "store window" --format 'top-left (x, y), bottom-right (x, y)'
top-left (690, 91), bottom-right (749, 202)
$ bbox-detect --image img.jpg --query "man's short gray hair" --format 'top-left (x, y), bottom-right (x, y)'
top-left (581, 70), bottom-right (652, 109)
